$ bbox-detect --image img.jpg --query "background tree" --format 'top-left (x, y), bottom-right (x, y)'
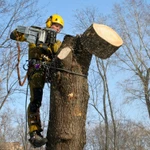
top-left (85, 119), bottom-right (150, 150)
top-left (73, 1), bottom-right (150, 149)
top-left (73, 7), bottom-right (118, 150)
top-left (0, 0), bottom-right (43, 149)
top-left (0, 0), bottom-right (38, 110)
top-left (111, 0), bottom-right (150, 118)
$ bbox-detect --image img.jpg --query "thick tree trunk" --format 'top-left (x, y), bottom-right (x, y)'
top-left (46, 35), bottom-right (92, 150)
top-left (46, 24), bottom-right (123, 150)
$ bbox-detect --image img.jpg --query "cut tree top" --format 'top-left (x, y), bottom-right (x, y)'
top-left (93, 23), bottom-right (123, 47)
top-left (81, 23), bottom-right (123, 59)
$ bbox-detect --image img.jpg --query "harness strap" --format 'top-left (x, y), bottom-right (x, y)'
top-left (49, 66), bottom-right (87, 77)
top-left (28, 59), bottom-right (87, 78)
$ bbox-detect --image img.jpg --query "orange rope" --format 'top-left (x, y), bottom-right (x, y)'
top-left (16, 42), bottom-right (27, 86)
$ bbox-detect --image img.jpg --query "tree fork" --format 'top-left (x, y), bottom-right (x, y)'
top-left (46, 23), bottom-right (123, 150)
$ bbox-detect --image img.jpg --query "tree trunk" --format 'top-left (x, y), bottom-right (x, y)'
top-left (46, 35), bottom-right (91, 150)
top-left (46, 24), bottom-right (123, 150)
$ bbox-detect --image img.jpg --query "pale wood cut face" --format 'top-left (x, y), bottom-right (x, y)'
top-left (57, 47), bottom-right (71, 60)
top-left (93, 23), bottom-right (123, 46)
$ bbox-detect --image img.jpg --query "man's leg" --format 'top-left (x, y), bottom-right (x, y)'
top-left (28, 71), bottom-right (47, 147)
top-left (28, 88), bottom-right (43, 133)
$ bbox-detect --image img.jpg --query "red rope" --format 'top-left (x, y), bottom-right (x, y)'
top-left (16, 42), bottom-right (27, 86)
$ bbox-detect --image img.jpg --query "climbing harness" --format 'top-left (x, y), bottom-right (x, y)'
top-left (27, 58), bottom-right (87, 79)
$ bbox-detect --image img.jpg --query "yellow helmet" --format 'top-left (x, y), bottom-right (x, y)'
top-left (46, 14), bottom-right (64, 28)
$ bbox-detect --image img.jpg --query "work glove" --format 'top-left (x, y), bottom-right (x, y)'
top-left (10, 29), bottom-right (26, 41)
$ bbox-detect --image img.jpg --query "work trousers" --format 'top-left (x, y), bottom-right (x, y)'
top-left (27, 66), bottom-right (45, 133)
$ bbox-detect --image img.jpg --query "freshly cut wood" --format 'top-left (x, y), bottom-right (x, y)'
top-left (80, 23), bottom-right (123, 59)
top-left (57, 47), bottom-right (71, 60)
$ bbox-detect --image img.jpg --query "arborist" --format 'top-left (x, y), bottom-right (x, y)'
top-left (10, 14), bottom-right (64, 148)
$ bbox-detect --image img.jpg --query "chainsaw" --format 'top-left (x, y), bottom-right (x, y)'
top-left (16, 25), bottom-right (72, 60)
top-left (16, 25), bottom-right (57, 45)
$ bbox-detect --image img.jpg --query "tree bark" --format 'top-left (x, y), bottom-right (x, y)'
top-left (46, 24), bottom-right (123, 150)
top-left (80, 23), bottom-right (123, 59)
top-left (46, 35), bottom-right (92, 150)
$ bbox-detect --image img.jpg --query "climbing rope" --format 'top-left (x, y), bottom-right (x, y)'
top-left (16, 42), bottom-right (28, 149)
top-left (24, 82), bottom-right (29, 150)
top-left (16, 42), bottom-right (27, 86)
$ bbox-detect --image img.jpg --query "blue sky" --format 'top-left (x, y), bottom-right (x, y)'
top-left (36, 0), bottom-right (121, 35)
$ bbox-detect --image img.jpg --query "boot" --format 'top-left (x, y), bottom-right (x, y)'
top-left (29, 131), bottom-right (48, 148)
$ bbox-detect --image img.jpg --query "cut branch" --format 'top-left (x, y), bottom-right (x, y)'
top-left (80, 23), bottom-right (123, 59)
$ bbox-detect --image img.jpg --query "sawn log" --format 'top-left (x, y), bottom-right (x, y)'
top-left (80, 23), bottom-right (123, 59)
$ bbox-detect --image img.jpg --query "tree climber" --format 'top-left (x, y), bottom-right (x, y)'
top-left (10, 14), bottom-right (64, 148)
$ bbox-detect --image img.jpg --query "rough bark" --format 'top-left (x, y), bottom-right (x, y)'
top-left (46, 35), bottom-right (92, 150)
top-left (46, 23), bottom-right (123, 150)
top-left (80, 23), bottom-right (123, 59)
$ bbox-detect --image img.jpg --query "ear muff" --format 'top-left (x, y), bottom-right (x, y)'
top-left (46, 16), bottom-right (52, 28)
